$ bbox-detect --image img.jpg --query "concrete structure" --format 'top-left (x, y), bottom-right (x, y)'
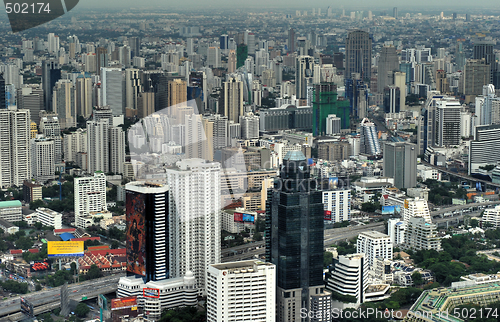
top-left (109, 127), bottom-right (125, 174)
top-left (101, 67), bottom-right (124, 116)
top-left (74, 172), bottom-right (107, 229)
top-left (0, 218), bottom-right (19, 234)
top-left (207, 260), bottom-right (276, 322)
top-left (220, 76), bottom-right (244, 123)
top-left (166, 159), bottom-right (221, 295)
top-left (378, 46), bottom-right (399, 93)
top-left (23, 181), bottom-right (42, 203)
top-left (404, 217), bottom-right (441, 251)
top-left (322, 190), bottom-right (351, 223)
top-left (34, 208), bottom-right (62, 229)
top-left (387, 219), bottom-right (405, 245)
top-left (240, 113), bottom-right (259, 140)
top-left (383, 142), bottom-right (417, 189)
top-left (326, 253), bottom-right (368, 305)
top-left (39, 115), bottom-right (62, 164)
top-left (483, 205), bottom-right (500, 228)
top-left (30, 137), bottom-right (55, 182)
top-left (87, 120), bottom-right (109, 174)
top-left (0, 200), bottom-right (22, 222)
top-left (345, 30), bottom-right (372, 81)
top-left (356, 231), bottom-right (393, 271)
top-left (359, 118), bottom-right (381, 155)
top-left (402, 197), bottom-right (432, 223)
top-left (435, 99), bottom-right (461, 147)
top-left (469, 124), bottom-right (500, 175)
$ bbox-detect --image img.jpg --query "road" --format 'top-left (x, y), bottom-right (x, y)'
top-left (0, 274), bottom-right (124, 320)
top-left (422, 161), bottom-right (500, 189)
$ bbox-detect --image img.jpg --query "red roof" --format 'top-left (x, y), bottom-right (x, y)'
top-left (87, 248), bottom-right (126, 257)
top-left (87, 245), bottom-right (110, 251)
top-left (10, 249), bottom-right (22, 254)
top-left (28, 249), bottom-right (39, 253)
top-left (71, 237), bottom-right (100, 242)
top-left (54, 228), bottom-right (76, 235)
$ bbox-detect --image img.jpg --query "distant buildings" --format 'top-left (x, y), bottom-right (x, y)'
top-left (359, 118), bottom-right (382, 156)
top-left (345, 30), bottom-right (372, 81)
top-left (0, 200), bottom-right (22, 222)
top-left (322, 190), bottom-right (351, 223)
top-left (383, 142), bottom-right (417, 189)
top-left (356, 231), bottom-right (393, 271)
top-left (312, 83), bottom-right (350, 136)
top-left (74, 172), bottom-right (107, 228)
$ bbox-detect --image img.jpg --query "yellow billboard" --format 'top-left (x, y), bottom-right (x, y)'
top-left (47, 241), bottom-right (84, 257)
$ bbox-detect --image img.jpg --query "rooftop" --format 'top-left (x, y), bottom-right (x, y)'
top-left (359, 231), bottom-right (390, 239)
top-left (0, 200), bottom-right (22, 208)
top-left (284, 150), bottom-right (306, 161)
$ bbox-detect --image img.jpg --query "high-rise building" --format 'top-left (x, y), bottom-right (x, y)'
top-left (359, 118), bottom-right (381, 155)
top-left (483, 206), bottom-right (500, 228)
top-left (236, 44), bottom-right (248, 70)
top-left (0, 110), bottom-right (31, 188)
top-left (30, 137), bottom-right (55, 182)
top-left (266, 151), bottom-right (328, 322)
top-left (125, 68), bottom-right (141, 111)
top-left (356, 231), bottom-right (393, 271)
top-left (383, 142), bottom-right (417, 189)
top-left (345, 30), bottom-right (372, 81)
top-left (345, 77), bottom-right (369, 119)
top-left (326, 253), bottom-right (368, 305)
top-left (239, 112), bottom-right (259, 140)
top-left (322, 190), bottom-right (351, 223)
top-left (74, 172), bottom-right (107, 228)
top-left (166, 159), bottom-right (221, 294)
top-left (184, 114), bottom-right (214, 161)
top-left (227, 49), bottom-right (237, 73)
top-left (326, 114), bottom-right (342, 135)
top-left (101, 67), bottom-right (124, 116)
top-left (168, 79), bottom-right (187, 108)
top-left (16, 85), bottom-right (44, 125)
top-left (405, 217), bottom-right (441, 251)
top-left (383, 86), bottom-right (401, 113)
top-left (207, 47), bottom-right (221, 68)
top-left (402, 197), bottom-right (432, 223)
top-left (109, 127), bottom-right (125, 174)
top-left (87, 120), bottom-right (109, 174)
top-left (312, 83), bottom-right (350, 136)
top-left (42, 61), bottom-right (61, 110)
top-left (288, 28), bottom-right (296, 53)
top-left (296, 56), bottom-right (314, 100)
top-left (473, 41), bottom-right (495, 82)
top-left (378, 46), bottom-right (399, 93)
top-left (204, 114), bottom-right (228, 149)
top-left (125, 182), bottom-right (169, 282)
top-left (39, 114), bottom-right (62, 164)
top-left (129, 37), bottom-right (141, 58)
top-left (207, 260), bottom-right (276, 322)
top-left (469, 123), bottom-right (500, 174)
top-left (47, 33), bottom-right (60, 54)
top-left (0, 74), bottom-right (5, 110)
top-left (52, 80), bottom-right (76, 129)
top-left (76, 76), bottom-right (93, 118)
top-left (63, 128), bottom-right (87, 163)
top-left (220, 77), bottom-right (244, 123)
top-left (96, 47), bottom-right (108, 76)
top-left (393, 7), bottom-right (398, 19)
top-left (435, 99), bottom-right (461, 147)
top-left (463, 59), bottom-right (491, 103)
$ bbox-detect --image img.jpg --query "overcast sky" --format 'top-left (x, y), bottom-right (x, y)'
top-left (77, 0), bottom-right (494, 9)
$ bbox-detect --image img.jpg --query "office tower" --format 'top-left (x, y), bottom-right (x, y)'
top-left (393, 7), bottom-right (398, 19)
top-left (345, 30), bottom-right (372, 81)
top-left (166, 159), bottom-right (221, 294)
top-left (356, 231), bottom-right (393, 271)
top-left (378, 46), bottom-right (399, 93)
top-left (75, 76), bottom-right (92, 118)
top-left (402, 197), bottom-right (432, 223)
top-left (417, 92), bottom-right (443, 154)
top-left (96, 47), bottom-right (108, 76)
top-left (288, 28), bottom-right (296, 53)
top-left (87, 120), bottom-right (109, 174)
top-left (47, 33), bottom-right (59, 54)
top-left (383, 86), bottom-right (401, 113)
top-left (186, 38), bottom-right (194, 56)
top-left (262, 69), bottom-right (275, 87)
top-left (227, 49), bottom-right (237, 73)
top-left (203, 114), bottom-right (228, 149)
top-left (143, 71), bottom-right (168, 112)
top-left (101, 68), bottom-right (124, 116)
top-left (42, 61), bottom-right (61, 110)
top-left (128, 37), bottom-right (141, 58)
top-left (345, 77), bottom-right (369, 119)
top-left (17, 86), bottom-right (44, 125)
top-left (168, 79), bottom-right (187, 108)
top-left (326, 114), bottom-right (341, 135)
top-left (125, 182), bottom-right (169, 282)
top-left (473, 41), bottom-right (495, 83)
top-left (94, 107), bottom-right (113, 125)
top-left (312, 83), bottom-right (350, 136)
top-left (137, 92), bottom-right (155, 118)
top-left (52, 80), bottom-right (76, 129)
top-left (207, 260), bottom-right (276, 322)
top-left (184, 114), bottom-right (213, 161)
top-left (0, 110), bottom-right (30, 188)
top-left (83, 53), bottom-right (97, 73)
top-left (207, 47), bottom-right (221, 68)
top-left (219, 34), bottom-right (229, 53)
top-left (220, 77), bottom-right (244, 123)
top-left (0, 74), bottom-right (5, 110)
top-left (455, 40), bottom-right (466, 70)
top-left (30, 137), bottom-right (55, 182)
top-left (469, 124), bottom-right (500, 174)
top-left (405, 217), bottom-right (441, 251)
top-left (326, 254), bottom-right (368, 305)
top-left (383, 142), bottom-right (417, 189)
top-left (39, 115), bottom-right (61, 164)
top-left (266, 151), bottom-right (327, 322)
top-left (247, 32), bottom-right (256, 55)
top-left (435, 99), bottom-right (461, 147)
top-left (239, 112), bottom-right (259, 139)
top-left (236, 44), bottom-right (248, 70)
top-left (296, 56), bottom-right (314, 101)
top-left (359, 118), bottom-right (381, 155)
top-left (63, 128), bottom-right (87, 163)
top-left (74, 172), bottom-right (107, 229)
top-left (483, 206), bottom-right (500, 228)
top-left (109, 127), bottom-right (125, 174)
top-left (463, 59), bottom-right (490, 103)
top-left (125, 69), bottom-right (141, 111)
top-left (322, 190), bottom-right (351, 223)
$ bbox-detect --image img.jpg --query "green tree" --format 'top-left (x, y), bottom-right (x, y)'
top-left (74, 302), bottom-right (90, 318)
top-left (86, 264), bottom-right (102, 280)
top-left (110, 240), bottom-right (120, 249)
top-left (29, 199), bottom-right (45, 210)
top-left (324, 251), bottom-right (333, 268)
top-left (35, 283), bottom-right (42, 291)
top-left (253, 232), bottom-right (263, 241)
top-left (412, 271), bottom-right (423, 286)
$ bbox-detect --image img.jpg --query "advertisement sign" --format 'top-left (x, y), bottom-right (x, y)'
top-left (98, 294), bottom-right (108, 310)
top-left (328, 177), bottom-right (338, 190)
top-left (404, 199), bottom-right (409, 209)
top-left (143, 288), bottom-right (160, 298)
top-left (234, 212), bottom-right (243, 222)
top-left (47, 241), bottom-right (84, 257)
top-left (111, 296), bottom-right (138, 311)
top-left (242, 214), bottom-right (255, 223)
top-left (382, 206), bottom-right (401, 215)
top-left (29, 260), bottom-right (51, 272)
top-left (20, 297), bottom-right (33, 316)
top-left (324, 210), bottom-right (332, 221)
top-left (126, 191), bottom-right (146, 277)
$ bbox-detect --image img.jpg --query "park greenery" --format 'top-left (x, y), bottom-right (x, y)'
top-left (0, 280), bottom-right (28, 294)
top-left (423, 179), bottom-right (468, 205)
top-left (159, 306), bottom-right (206, 322)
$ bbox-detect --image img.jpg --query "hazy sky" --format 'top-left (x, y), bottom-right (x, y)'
top-left (78, 0), bottom-right (493, 9)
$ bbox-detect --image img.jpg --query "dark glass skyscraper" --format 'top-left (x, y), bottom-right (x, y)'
top-left (0, 74), bottom-right (5, 110)
top-left (42, 60), bottom-right (61, 110)
top-left (266, 151), bottom-right (326, 321)
top-left (345, 30), bottom-right (372, 82)
top-left (125, 182), bottom-right (169, 283)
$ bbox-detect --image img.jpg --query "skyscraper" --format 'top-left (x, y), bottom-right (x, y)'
top-left (74, 172), bottom-right (107, 228)
top-left (39, 114), bottom-right (62, 164)
top-left (76, 76), bottom-right (93, 118)
top-left (227, 49), bottom-right (237, 73)
top-left (393, 7), bottom-right (398, 19)
top-left (296, 56), bottom-right (314, 101)
top-left (463, 59), bottom-right (491, 103)
top-left (359, 118), bottom-right (381, 155)
top-left (168, 79), bottom-right (187, 108)
top-left (125, 68), bottom-right (141, 111)
top-left (87, 120), bottom-right (109, 174)
top-left (30, 137), bottom-right (55, 182)
top-left (109, 126), bottom-right (125, 174)
top-left (0, 74), bottom-right (5, 110)
top-left (220, 76), bottom-right (244, 123)
top-left (266, 151), bottom-right (328, 322)
top-left (288, 28), bottom-right (296, 53)
top-left (207, 47), bottom-right (221, 68)
top-left (383, 142), bottom-right (417, 189)
top-left (125, 182), bottom-right (169, 282)
top-left (0, 110), bottom-right (30, 188)
top-left (435, 99), bottom-right (461, 147)
top-left (378, 46), bottom-right (399, 93)
top-left (96, 47), bottom-right (108, 77)
top-left (166, 158), bottom-right (221, 294)
top-left (312, 83), bottom-right (350, 136)
top-left (52, 80), bottom-right (77, 129)
top-left (345, 30), bottom-right (372, 81)
top-left (42, 61), bottom-right (61, 110)
top-left (101, 67), bottom-right (124, 116)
